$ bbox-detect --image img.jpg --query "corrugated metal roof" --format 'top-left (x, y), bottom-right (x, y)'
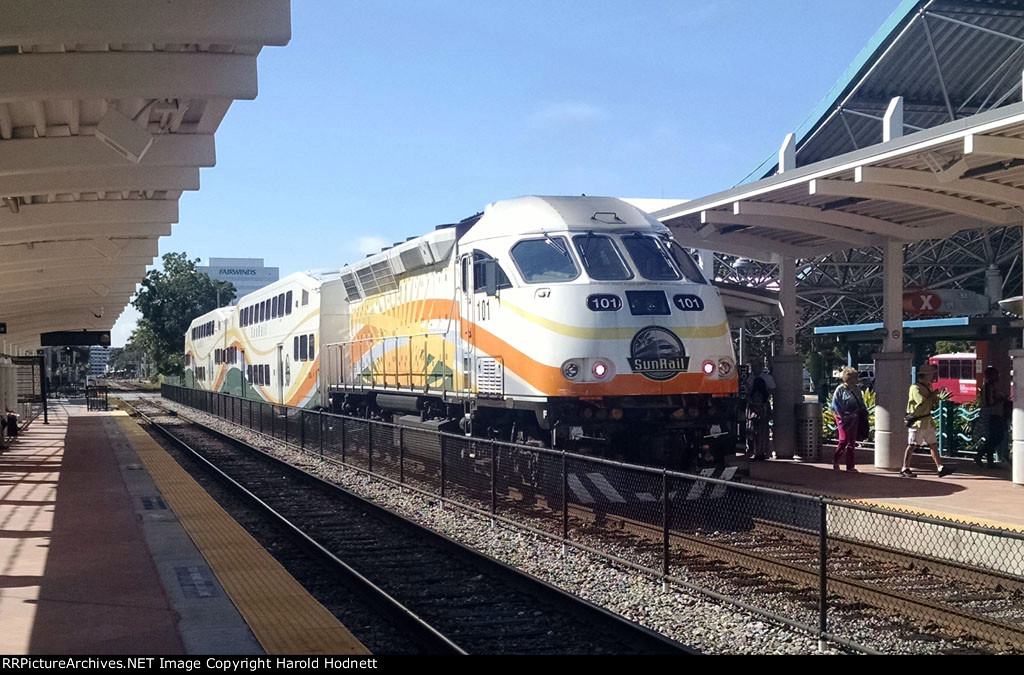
top-left (743, 0), bottom-right (1024, 183)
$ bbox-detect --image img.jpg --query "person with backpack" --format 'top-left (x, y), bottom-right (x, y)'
top-left (831, 367), bottom-right (868, 472)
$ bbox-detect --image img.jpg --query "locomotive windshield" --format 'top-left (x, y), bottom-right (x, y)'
top-left (621, 233), bottom-right (680, 281)
top-left (665, 239), bottom-right (707, 284)
top-left (511, 236), bottom-right (580, 283)
top-left (572, 233), bottom-right (632, 280)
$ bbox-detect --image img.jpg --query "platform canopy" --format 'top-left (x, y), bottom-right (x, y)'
top-left (745, 0), bottom-right (1024, 182)
top-left (675, 0), bottom-right (1024, 336)
top-left (656, 101), bottom-right (1024, 261)
top-left (0, 0), bottom-right (290, 352)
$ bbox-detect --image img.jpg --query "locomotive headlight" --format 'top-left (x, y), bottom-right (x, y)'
top-left (610, 408), bottom-right (624, 420)
top-left (562, 360), bottom-right (581, 380)
top-left (702, 360), bottom-right (716, 376)
top-left (593, 360), bottom-right (609, 378)
top-left (717, 358), bottom-right (733, 376)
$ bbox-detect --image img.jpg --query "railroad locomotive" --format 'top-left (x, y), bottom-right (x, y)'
top-left (185, 196), bottom-right (738, 463)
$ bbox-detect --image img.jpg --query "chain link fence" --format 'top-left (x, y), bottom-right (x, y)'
top-left (162, 384), bottom-right (1024, 652)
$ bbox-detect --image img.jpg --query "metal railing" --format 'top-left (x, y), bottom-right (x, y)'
top-left (163, 383), bottom-right (1024, 652)
top-left (86, 385), bottom-right (110, 411)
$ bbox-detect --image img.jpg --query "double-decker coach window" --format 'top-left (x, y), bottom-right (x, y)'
top-left (573, 233), bottom-right (632, 280)
top-left (309, 334), bottom-right (315, 360)
top-left (286, 291), bottom-right (293, 314)
top-left (510, 236), bottom-right (579, 283)
top-left (300, 335), bottom-right (308, 361)
top-left (622, 233), bottom-right (680, 281)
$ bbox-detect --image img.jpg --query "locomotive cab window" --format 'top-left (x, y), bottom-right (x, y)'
top-left (621, 233), bottom-right (680, 281)
top-left (510, 236), bottom-right (579, 283)
top-left (665, 239), bottom-right (707, 284)
top-left (572, 233), bottom-right (632, 280)
top-left (472, 251), bottom-right (512, 293)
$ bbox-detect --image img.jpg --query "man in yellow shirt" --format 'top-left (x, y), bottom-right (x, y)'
top-left (901, 364), bottom-right (953, 477)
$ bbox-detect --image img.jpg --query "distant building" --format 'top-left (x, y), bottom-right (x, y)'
top-left (88, 346), bottom-right (110, 379)
top-left (198, 258), bottom-right (279, 304)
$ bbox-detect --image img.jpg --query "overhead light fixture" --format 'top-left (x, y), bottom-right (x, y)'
top-left (3, 197), bottom-right (19, 214)
top-left (961, 158), bottom-right (1024, 180)
top-left (95, 108), bottom-right (153, 163)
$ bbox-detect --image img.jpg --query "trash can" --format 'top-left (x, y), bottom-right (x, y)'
top-left (796, 401), bottom-right (822, 459)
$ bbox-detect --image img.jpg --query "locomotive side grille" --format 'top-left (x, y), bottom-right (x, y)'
top-left (477, 357), bottom-right (504, 397)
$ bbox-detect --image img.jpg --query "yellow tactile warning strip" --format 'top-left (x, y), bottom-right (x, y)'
top-left (112, 412), bottom-right (371, 655)
top-left (848, 498), bottom-right (1024, 534)
top-left (748, 476), bottom-right (1024, 534)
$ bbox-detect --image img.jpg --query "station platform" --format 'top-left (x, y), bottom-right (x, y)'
top-left (744, 446), bottom-right (1024, 531)
top-left (0, 401), bottom-right (369, 655)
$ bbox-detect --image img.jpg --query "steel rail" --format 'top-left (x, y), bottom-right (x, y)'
top-left (127, 398), bottom-right (695, 655)
top-left (754, 518), bottom-right (1024, 594)
top-left (669, 528), bottom-right (1024, 650)
top-left (123, 399), bottom-right (467, 655)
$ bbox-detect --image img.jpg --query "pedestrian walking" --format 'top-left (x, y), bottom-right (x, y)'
top-left (901, 364), bottom-right (953, 477)
top-left (831, 367), bottom-right (868, 472)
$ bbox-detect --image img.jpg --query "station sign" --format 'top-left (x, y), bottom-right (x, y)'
top-left (40, 330), bottom-right (111, 347)
top-left (903, 289), bottom-right (989, 317)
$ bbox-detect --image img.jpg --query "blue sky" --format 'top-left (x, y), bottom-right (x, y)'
top-left (113, 0), bottom-right (902, 345)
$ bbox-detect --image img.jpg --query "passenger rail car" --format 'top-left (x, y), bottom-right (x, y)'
top-left (184, 272), bottom-right (330, 408)
top-left (321, 196), bottom-right (738, 461)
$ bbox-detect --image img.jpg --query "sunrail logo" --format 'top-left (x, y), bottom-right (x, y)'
top-left (218, 268), bottom-right (257, 275)
top-left (627, 326), bottom-right (688, 381)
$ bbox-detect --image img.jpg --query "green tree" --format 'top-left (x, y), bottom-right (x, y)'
top-left (131, 252), bottom-right (235, 377)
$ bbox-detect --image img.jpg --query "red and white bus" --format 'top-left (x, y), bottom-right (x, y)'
top-left (928, 353), bottom-right (980, 404)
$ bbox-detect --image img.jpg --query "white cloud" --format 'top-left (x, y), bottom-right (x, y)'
top-left (357, 236), bottom-right (390, 256)
top-left (529, 102), bottom-right (608, 128)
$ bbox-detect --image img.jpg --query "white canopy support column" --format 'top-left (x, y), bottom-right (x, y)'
top-left (1013, 219), bottom-right (1024, 486)
top-left (874, 238), bottom-right (910, 470)
top-left (1010, 349), bottom-right (1024, 486)
top-left (773, 255), bottom-right (801, 460)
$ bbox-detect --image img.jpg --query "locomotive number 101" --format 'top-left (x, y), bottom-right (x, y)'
top-left (587, 294), bottom-right (622, 312)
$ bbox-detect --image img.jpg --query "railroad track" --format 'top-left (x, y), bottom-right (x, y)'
top-left (546, 487), bottom-right (1024, 651)
top-left (523, 477), bottom-right (1024, 652)
top-left (123, 398), bottom-right (694, 655)
top-left (149, 394), bottom-right (1024, 653)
